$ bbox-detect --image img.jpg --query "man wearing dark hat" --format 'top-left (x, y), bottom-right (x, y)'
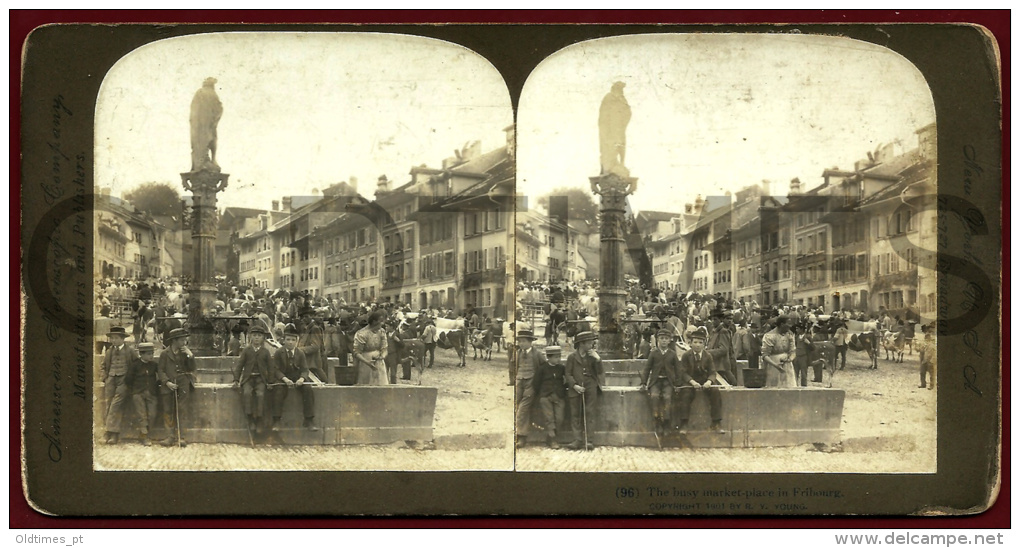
top-left (640, 329), bottom-right (681, 437)
top-left (232, 325), bottom-right (274, 434)
top-left (564, 331), bottom-right (605, 450)
top-left (157, 328), bottom-right (196, 446)
top-left (676, 326), bottom-right (727, 433)
top-left (514, 329), bottom-right (548, 448)
top-left (271, 323), bottom-right (318, 431)
top-left (102, 326), bottom-right (139, 444)
top-left (708, 313), bottom-right (738, 385)
top-left (126, 342), bottom-right (159, 446)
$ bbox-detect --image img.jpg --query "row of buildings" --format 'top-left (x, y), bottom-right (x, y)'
top-left (229, 128), bottom-right (520, 318)
top-left (95, 191), bottom-right (181, 281)
top-left (644, 123), bottom-right (937, 321)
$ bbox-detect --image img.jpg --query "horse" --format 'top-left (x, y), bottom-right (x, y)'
top-left (545, 307), bottom-right (566, 345)
top-left (434, 317), bottom-right (468, 367)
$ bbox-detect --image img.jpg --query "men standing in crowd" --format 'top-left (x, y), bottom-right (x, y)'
top-left (158, 328), bottom-right (196, 447)
top-left (514, 329), bottom-right (547, 448)
top-left (420, 318), bottom-right (438, 368)
top-left (126, 342), bottom-right (159, 446)
top-left (640, 329), bottom-right (681, 439)
top-left (832, 320), bottom-right (850, 370)
top-left (102, 326), bottom-right (138, 445)
top-left (675, 327), bottom-right (728, 433)
top-left (564, 331), bottom-right (605, 450)
top-left (761, 315), bottom-right (797, 387)
top-left (271, 323), bottom-right (318, 432)
top-left (232, 324), bottom-right (274, 435)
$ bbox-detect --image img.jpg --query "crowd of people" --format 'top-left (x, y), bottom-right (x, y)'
top-left (96, 275), bottom-right (510, 447)
top-left (512, 279), bottom-right (936, 450)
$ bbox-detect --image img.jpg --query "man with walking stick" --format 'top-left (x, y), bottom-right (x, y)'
top-left (157, 328), bottom-right (196, 447)
top-left (564, 331), bottom-right (605, 451)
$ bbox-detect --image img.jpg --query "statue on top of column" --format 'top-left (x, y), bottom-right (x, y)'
top-left (598, 81), bottom-right (631, 178)
top-left (190, 77), bottom-right (223, 173)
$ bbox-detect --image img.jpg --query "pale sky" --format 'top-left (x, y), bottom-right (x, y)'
top-left (95, 32), bottom-right (513, 210)
top-left (517, 33), bottom-right (936, 216)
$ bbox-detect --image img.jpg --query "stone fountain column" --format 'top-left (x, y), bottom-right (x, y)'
top-left (590, 173), bottom-right (637, 358)
top-left (181, 170), bottom-right (228, 354)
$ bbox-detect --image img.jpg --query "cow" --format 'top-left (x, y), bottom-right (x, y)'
top-left (386, 324), bottom-right (426, 384)
top-left (434, 317), bottom-right (468, 367)
top-left (883, 330), bottom-right (906, 363)
top-left (809, 337), bottom-right (838, 387)
top-left (470, 329), bottom-right (494, 361)
top-left (844, 320), bottom-right (881, 369)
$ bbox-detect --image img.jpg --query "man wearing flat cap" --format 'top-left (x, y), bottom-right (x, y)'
top-left (514, 329), bottom-right (548, 448)
top-left (233, 324), bottom-right (274, 434)
top-left (641, 329), bottom-right (681, 437)
top-left (157, 328), bottom-right (196, 446)
top-left (125, 342), bottom-right (159, 446)
top-left (676, 326), bottom-right (728, 433)
top-left (101, 326), bottom-right (139, 445)
top-left (564, 331), bottom-right (606, 450)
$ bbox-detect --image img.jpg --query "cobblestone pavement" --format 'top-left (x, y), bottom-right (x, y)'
top-left (516, 349), bottom-right (936, 473)
top-left (94, 347), bottom-right (515, 471)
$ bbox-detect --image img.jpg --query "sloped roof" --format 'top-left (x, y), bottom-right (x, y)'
top-left (636, 210), bottom-right (677, 222)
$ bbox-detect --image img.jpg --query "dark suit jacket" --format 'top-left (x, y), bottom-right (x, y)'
top-left (640, 348), bottom-right (680, 386)
top-left (233, 345), bottom-right (274, 385)
top-left (125, 357), bottom-right (159, 395)
top-left (273, 346), bottom-right (311, 382)
top-left (157, 348), bottom-right (196, 394)
top-left (678, 350), bottom-right (717, 385)
top-left (564, 351), bottom-right (606, 394)
top-left (532, 362), bottom-right (567, 398)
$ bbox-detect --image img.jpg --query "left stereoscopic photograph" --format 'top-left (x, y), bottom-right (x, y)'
top-left (89, 32), bottom-right (515, 471)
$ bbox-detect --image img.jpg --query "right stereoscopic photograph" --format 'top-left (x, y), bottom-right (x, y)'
top-left (513, 33), bottom-right (938, 473)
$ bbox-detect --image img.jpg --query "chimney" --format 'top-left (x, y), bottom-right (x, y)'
top-left (376, 175), bottom-right (390, 195)
top-left (272, 200), bottom-right (279, 211)
top-left (789, 177), bottom-right (802, 196)
top-left (694, 194), bottom-right (704, 214)
top-left (504, 124), bottom-right (516, 159)
top-left (282, 197), bottom-right (292, 212)
top-left (549, 195), bottom-right (568, 224)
